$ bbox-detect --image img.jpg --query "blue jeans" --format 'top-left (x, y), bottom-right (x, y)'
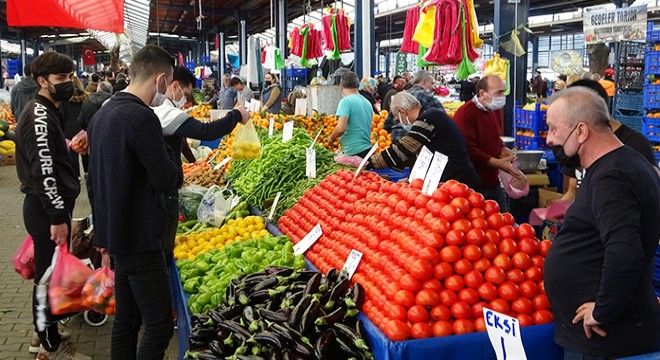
top-left (563, 349), bottom-right (612, 360)
top-left (111, 251), bottom-right (173, 360)
top-left (481, 186), bottom-right (509, 213)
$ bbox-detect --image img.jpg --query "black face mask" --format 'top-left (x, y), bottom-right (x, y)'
top-left (48, 81), bottom-right (74, 102)
top-left (264, 80), bottom-right (272, 87)
top-left (551, 124), bottom-right (581, 168)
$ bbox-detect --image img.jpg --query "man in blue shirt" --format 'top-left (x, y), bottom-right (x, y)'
top-left (328, 72), bottom-right (373, 157)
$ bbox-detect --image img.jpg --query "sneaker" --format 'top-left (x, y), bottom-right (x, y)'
top-left (29, 331), bottom-right (72, 354)
top-left (36, 342), bottom-right (91, 360)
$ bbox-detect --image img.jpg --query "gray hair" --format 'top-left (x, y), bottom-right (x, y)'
top-left (97, 81), bottom-right (113, 94)
top-left (340, 72), bottom-right (360, 89)
top-left (412, 70), bottom-right (433, 85)
top-left (548, 87), bottom-right (610, 130)
top-left (390, 92), bottom-right (421, 114)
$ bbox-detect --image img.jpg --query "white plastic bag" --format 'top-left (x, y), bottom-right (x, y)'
top-left (196, 185), bottom-right (238, 227)
top-left (499, 160), bottom-right (529, 199)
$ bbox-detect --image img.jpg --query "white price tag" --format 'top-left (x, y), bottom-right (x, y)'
top-left (293, 224), bottom-right (323, 255)
top-left (269, 117), bottom-right (275, 138)
top-left (409, 146), bottom-right (434, 181)
top-left (213, 157), bottom-right (233, 170)
top-left (483, 308), bottom-right (528, 360)
top-left (294, 98), bottom-right (308, 116)
top-left (245, 101), bottom-right (251, 109)
top-left (354, 143), bottom-right (380, 179)
top-left (282, 121), bottom-right (294, 143)
top-left (250, 99), bottom-right (261, 112)
top-left (230, 196), bottom-right (240, 209)
top-left (267, 191), bottom-right (282, 221)
top-left (341, 249), bottom-right (363, 280)
top-left (422, 152), bottom-right (449, 195)
top-left (306, 147), bottom-right (317, 179)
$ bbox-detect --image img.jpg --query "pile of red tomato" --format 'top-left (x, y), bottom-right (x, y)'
top-left (278, 169), bottom-right (553, 341)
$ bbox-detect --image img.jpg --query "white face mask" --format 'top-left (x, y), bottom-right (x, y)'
top-left (488, 96), bottom-right (507, 111)
top-left (151, 75), bottom-right (168, 107)
top-left (399, 111), bottom-right (413, 131)
top-left (173, 84), bottom-right (186, 109)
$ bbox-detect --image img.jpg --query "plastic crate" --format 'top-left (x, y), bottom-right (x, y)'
top-left (373, 167), bottom-right (410, 183)
top-left (515, 134), bottom-right (548, 150)
top-left (514, 106), bottom-right (548, 134)
top-left (643, 84), bottom-right (660, 109)
top-left (612, 113), bottom-right (643, 132)
top-left (645, 51), bottom-right (660, 74)
top-left (619, 41), bottom-right (645, 66)
top-left (642, 117), bottom-right (660, 142)
top-left (648, 23), bottom-right (660, 44)
top-left (287, 68), bottom-right (308, 78)
top-left (613, 89), bottom-right (644, 111)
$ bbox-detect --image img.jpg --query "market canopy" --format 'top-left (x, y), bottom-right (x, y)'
top-left (6, 0), bottom-right (124, 33)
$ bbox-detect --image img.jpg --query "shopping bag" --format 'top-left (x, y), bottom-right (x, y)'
top-left (232, 119), bottom-right (261, 160)
top-left (499, 161), bottom-right (529, 199)
top-left (48, 243), bottom-right (94, 315)
top-left (12, 235), bottom-right (34, 280)
top-left (412, 4), bottom-right (437, 49)
top-left (197, 185), bottom-right (237, 227)
top-left (81, 255), bottom-right (115, 315)
top-left (69, 130), bottom-right (88, 155)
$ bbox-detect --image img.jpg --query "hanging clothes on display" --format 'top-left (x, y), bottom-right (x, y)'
top-left (322, 8), bottom-right (352, 60)
top-left (289, 24), bottom-right (323, 68)
top-left (241, 36), bottom-right (264, 88)
top-left (400, 7), bottom-right (420, 54)
top-left (261, 44), bottom-right (286, 73)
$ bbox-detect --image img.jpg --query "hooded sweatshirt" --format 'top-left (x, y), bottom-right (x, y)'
top-left (10, 77), bottom-right (39, 120)
top-left (77, 92), bottom-right (113, 131)
top-left (60, 88), bottom-right (89, 139)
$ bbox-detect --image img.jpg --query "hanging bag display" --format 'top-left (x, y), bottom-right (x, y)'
top-left (401, 7), bottom-right (421, 54)
top-left (412, 2), bottom-right (437, 49)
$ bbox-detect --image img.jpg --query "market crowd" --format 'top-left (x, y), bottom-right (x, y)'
top-left (10, 45), bottom-right (660, 360)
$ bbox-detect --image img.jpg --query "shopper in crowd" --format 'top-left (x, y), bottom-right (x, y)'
top-left (112, 73), bottom-right (129, 93)
top-left (382, 76), bottom-right (407, 142)
top-left (401, 71), bottom-right (413, 90)
top-left (544, 86), bottom-right (660, 359)
top-left (558, 79), bottom-right (658, 203)
top-left (328, 72), bottom-right (373, 157)
top-left (369, 92), bottom-right (481, 190)
top-left (454, 75), bottom-right (520, 212)
top-left (531, 70), bottom-right (545, 99)
top-left (381, 75), bottom-right (405, 113)
top-left (358, 77), bottom-right (379, 113)
top-left (85, 73), bottom-right (99, 93)
top-left (229, 77), bottom-right (254, 107)
top-left (407, 70), bottom-right (444, 111)
top-left (152, 66), bottom-right (250, 257)
top-left (10, 63), bottom-right (39, 121)
top-left (592, 73), bottom-right (601, 81)
top-left (88, 45), bottom-right (182, 360)
top-left (261, 73), bottom-right (284, 114)
top-left (216, 74), bottom-right (237, 109)
top-left (105, 70), bottom-right (116, 86)
top-left (78, 81), bottom-right (113, 131)
top-left (281, 89), bottom-right (306, 115)
top-left (600, 68), bottom-right (616, 107)
top-left (554, 74), bottom-right (567, 93)
top-left (15, 52), bottom-right (88, 360)
top-left (60, 77), bottom-right (89, 179)
top-left (459, 75), bottom-right (479, 102)
top-left (80, 73), bottom-right (89, 88)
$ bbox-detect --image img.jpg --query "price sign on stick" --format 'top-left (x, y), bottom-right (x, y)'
top-left (422, 152), bottom-right (449, 195)
top-left (409, 146), bottom-right (434, 181)
top-left (354, 143), bottom-right (380, 179)
top-left (483, 308), bottom-right (528, 360)
top-left (282, 121), bottom-right (294, 143)
top-left (293, 224), bottom-right (323, 255)
top-left (213, 157), bottom-right (232, 170)
top-left (341, 250), bottom-right (363, 280)
top-left (268, 117), bottom-right (275, 138)
top-left (306, 147), bottom-right (317, 179)
top-left (267, 191), bottom-right (282, 221)
top-left (294, 98), bottom-right (308, 116)
top-left (311, 127), bottom-right (324, 147)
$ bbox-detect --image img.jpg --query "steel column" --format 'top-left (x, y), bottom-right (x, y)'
top-left (20, 38), bottom-right (27, 72)
top-left (355, 0), bottom-right (376, 78)
top-left (277, 0), bottom-right (288, 57)
top-left (531, 35), bottom-right (539, 72)
top-left (240, 19), bottom-right (248, 66)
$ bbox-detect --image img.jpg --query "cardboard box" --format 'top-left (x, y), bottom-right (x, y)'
top-left (525, 173), bottom-right (550, 187)
top-left (538, 188), bottom-right (563, 208)
top-left (1, 153), bottom-right (15, 166)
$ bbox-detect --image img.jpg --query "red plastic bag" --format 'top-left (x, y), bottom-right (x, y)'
top-left (81, 261), bottom-right (115, 315)
top-left (69, 130), bottom-right (88, 155)
top-left (401, 7), bottom-right (421, 54)
top-left (499, 161), bottom-right (530, 199)
top-left (48, 243), bottom-right (94, 315)
top-left (12, 235), bottom-right (34, 280)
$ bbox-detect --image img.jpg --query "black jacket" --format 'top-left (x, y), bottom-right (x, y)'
top-left (60, 89), bottom-right (89, 139)
top-left (78, 92), bottom-right (112, 130)
top-left (10, 77), bottom-right (39, 120)
top-left (15, 95), bottom-right (81, 224)
top-left (88, 92), bottom-right (182, 255)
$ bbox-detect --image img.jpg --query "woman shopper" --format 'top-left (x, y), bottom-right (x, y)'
top-left (260, 73), bottom-right (284, 114)
top-left (15, 52), bottom-right (89, 360)
top-left (60, 76), bottom-right (89, 179)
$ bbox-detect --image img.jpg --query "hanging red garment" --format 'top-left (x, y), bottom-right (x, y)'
top-left (401, 7), bottom-right (421, 54)
top-left (261, 46), bottom-right (267, 64)
top-left (7, 0), bottom-right (124, 33)
top-left (322, 13), bottom-right (335, 51)
top-left (335, 9), bottom-right (351, 51)
top-left (423, 0), bottom-right (445, 64)
top-left (308, 27), bottom-right (324, 58)
top-left (290, 27), bottom-right (303, 58)
top-left (445, 0), bottom-right (463, 65)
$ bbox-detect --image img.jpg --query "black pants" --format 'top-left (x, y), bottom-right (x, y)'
top-left (23, 194), bottom-right (74, 352)
top-left (164, 194), bottom-right (179, 258)
top-left (111, 251), bottom-right (173, 360)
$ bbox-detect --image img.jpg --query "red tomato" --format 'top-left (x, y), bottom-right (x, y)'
top-left (449, 183), bottom-right (469, 198)
top-left (525, 266), bottom-right (544, 282)
top-left (410, 178), bottom-right (425, 190)
top-left (538, 280), bottom-right (546, 294)
top-left (452, 319), bottom-right (475, 335)
top-left (384, 282), bottom-right (401, 300)
top-left (484, 229), bottom-right (501, 245)
top-left (492, 254), bottom-right (512, 270)
top-left (384, 320), bottom-right (411, 341)
top-left (483, 200), bottom-right (501, 216)
top-left (487, 213), bottom-right (506, 230)
top-left (414, 194), bottom-right (431, 209)
top-left (434, 262), bottom-right (454, 280)
top-left (422, 232), bottom-right (445, 248)
top-left (539, 240), bottom-right (552, 257)
top-left (441, 205), bottom-right (462, 222)
top-left (532, 310), bottom-right (554, 325)
top-left (440, 180), bottom-right (458, 191)
top-left (432, 188), bottom-right (451, 204)
top-left (458, 288), bottom-right (480, 305)
top-left (507, 269), bottom-right (526, 284)
top-left (410, 259), bottom-right (434, 281)
top-left (532, 294), bottom-right (551, 310)
top-left (467, 208), bottom-right (486, 221)
top-left (488, 298), bottom-right (510, 314)
top-left (481, 242), bottom-right (499, 260)
top-left (463, 244), bottom-right (482, 261)
top-left (471, 217), bottom-right (489, 230)
top-left (498, 281), bottom-right (520, 301)
top-left (519, 281), bottom-right (539, 299)
top-left (451, 301), bottom-right (472, 319)
top-left (477, 282), bottom-right (498, 301)
top-left (484, 266), bottom-right (507, 284)
top-left (432, 320), bottom-right (453, 337)
top-left (516, 223), bottom-right (536, 240)
top-left (453, 259), bottom-right (473, 275)
top-left (444, 275), bottom-right (465, 292)
top-left (395, 200), bottom-right (409, 216)
top-left (498, 238), bottom-right (519, 256)
top-left (393, 290), bottom-right (416, 308)
top-left (407, 305), bottom-right (430, 323)
top-left (502, 212), bottom-right (515, 226)
top-left (498, 225), bottom-right (516, 241)
top-left (411, 322), bottom-right (433, 339)
top-left (512, 297), bottom-right (534, 315)
top-left (519, 238), bottom-right (540, 256)
top-left (389, 304), bottom-right (408, 321)
top-left (406, 206), bottom-right (417, 218)
top-left (512, 252), bottom-right (532, 270)
top-left (531, 255), bottom-right (545, 269)
top-left (466, 228), bottom-right (486, 245)
top-left (452, 218), bottom-right (473, 233)
top-left (414, 208), bottom-right (429, 223)
top-left (418, 247), bottom-right (440, 264)
top-left (416, 289), bottom-right (441, 307)
top-left (463, 270), bottom-right (484, 289)
top-left (467, 192), bottom-right (485, 208)
top-left (445, 229), bottom-right (466, 246)
top-left (399, 274), bottom-right (422, 293)
top-left (473, 258), bottom-right (492, 272)
top-left (439, 245), bottom-right (462, 263)
top-left (430, 304), bottom-right (452, 321)
top-left (451, 197), bottom-right (471, 215)
top-left (439, 289), bottom-right (458, 307)
top-left (474, 317), bottom-right (487, 332)
top-left (517, 313), bottom-right (535, 327)
top-left (472, 301), bottom-right (488, 318)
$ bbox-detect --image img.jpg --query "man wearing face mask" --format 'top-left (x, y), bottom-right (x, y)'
top-left (328, 72), bottom-right (374, 157)
top-left (88, 45), bottom-right (183, 359)
top-left (454, 75), bottom-right (520, 212)
top-left (543, 87), bottom-right (660, 359)
top-left (368, 92), bottom-right (481, 190)
top-left (15, 52), bottom-right (90, 360)
top-left (152, 66), bottom-right (250, 259)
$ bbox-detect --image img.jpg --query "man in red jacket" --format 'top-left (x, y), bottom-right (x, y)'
top-left (454, 75), bottom-right (520, 212)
